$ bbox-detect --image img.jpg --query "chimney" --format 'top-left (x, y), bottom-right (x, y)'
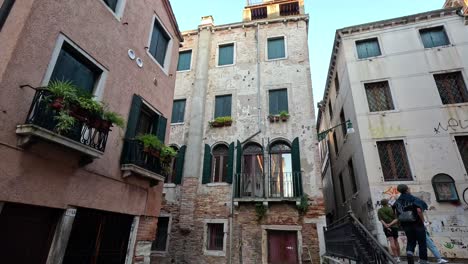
top-left (200, 15), bottom-right (214, 27)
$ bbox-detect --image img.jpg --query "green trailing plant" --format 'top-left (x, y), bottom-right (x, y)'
top-left (160, 145), bottom-right (177, 161)
top-left (54, 111), bottom-right (76, 134)
top-left (279, 111), bottom-right (289, 118)
top-left (47, 80), bottom-right (79, 103)
top-left (136, 134), bottom-right (164, 151)
top-left (255, 203), bottom-right (267, 221)
top-left (210, 116), bottom-right (233, 127)
top-left (297, 194), bottom-right (309, 215)
top-left (103, 111), bottom-right (125, 128)
top-left (78, 97), bottom-right (103, 115)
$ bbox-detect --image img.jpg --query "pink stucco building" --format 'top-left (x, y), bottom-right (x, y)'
top-left (0, 0), bottom-right (182, 263)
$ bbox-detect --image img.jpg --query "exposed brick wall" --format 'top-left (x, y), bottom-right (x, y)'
top-left (136, 216), bottom-right (158, 241)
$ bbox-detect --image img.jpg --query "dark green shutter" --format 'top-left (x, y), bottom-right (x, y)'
top-left (124, 94), bottom-right (143, 139)
top-left (235, 140), bottom-right (242, 197)
top-left (174, 145), bottom-right (186, 185)
top-left (279, 89), bottom-right (288, 112)
top-left (226, 142), bottom-right (234, 184)
top-left (156, 116), bottom-right (167, 142)
top-left (202, 144), bottom-right (212, 184)
top-left (291, 137), bottom-right (303, 197)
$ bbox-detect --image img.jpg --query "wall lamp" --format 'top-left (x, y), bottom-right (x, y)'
top-left (317, 120), bottom-right (355, 141)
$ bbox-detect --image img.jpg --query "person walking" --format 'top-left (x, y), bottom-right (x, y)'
top-left (389, 184), bottom-right (429, 264)
top-left (424, 221), bottom-right (448, 263)
top-left (378, 198), bottom-right (401, 263)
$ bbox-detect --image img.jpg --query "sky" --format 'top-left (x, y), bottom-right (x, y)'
top-left (170, 0), bottom-right (443, 115)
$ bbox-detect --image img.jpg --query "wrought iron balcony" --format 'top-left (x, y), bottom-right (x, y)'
top-left (16, 88), bottom-right (109, 159)
top-left (234, 172), bottom-right (303, 200)
top-left (120, 139), bottom-right (165, 182)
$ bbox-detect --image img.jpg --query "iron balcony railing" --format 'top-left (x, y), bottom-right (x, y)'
top-left (24, 89), bottom-right (109, 152)
top-left (324, 211), bottom-right (397, 264)
top-left (235, 172), bottom-right (303, 199)
top-left (121, 139), bottom-right (164, 177)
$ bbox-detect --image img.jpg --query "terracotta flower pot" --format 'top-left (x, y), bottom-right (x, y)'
top-left (281, 116), bottom-right (289, 122)
top-left (211, 121), bottom-right (223, 127)
top-left (70, 105), bottom-right (89, 122)
top-left (224, 120), bottom-right (232, 126)
top-left (51, 97), bottom-right (64, 110)
top-left (99, 120), bottom-right (113, 132)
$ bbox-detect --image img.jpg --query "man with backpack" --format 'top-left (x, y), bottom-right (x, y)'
top-left (385, 184), bottom-right (429, 264)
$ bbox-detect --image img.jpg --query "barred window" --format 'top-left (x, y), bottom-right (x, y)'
top-left (365, 81), bottom-right (394, 112)
top-left (377, 140), bottom-right (412, 181)
top-left (207, 223), bottom-right (224, 251)
top-left (455, 136), bottom-right (468, 174)
top-left (434, 72), bottom-right (468, 105)
top-left (251, 7), bottom-right (267, 20)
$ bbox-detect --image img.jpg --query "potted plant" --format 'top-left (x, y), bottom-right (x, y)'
top-left (279, 111), bottom-right (289, 122)
top-left (210, 117), bottom-right (225, 127)
top-left (54, 110), bottom-right (76, 134)
top-left (160, 145), bottom-right (177, 163)
top-left (223, 116), bottom-right (233, 126)
top-left (47, 80), bottom-right (78, 110)
top-left (268, 115), bottom-right (279, 123)
top-left (136, 134), bottom-right (164, 157)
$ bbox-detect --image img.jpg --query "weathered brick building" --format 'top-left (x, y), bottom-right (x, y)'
top-left (152, 0), bottom-right (325, 263)
top-left (0, 0), bottom-right (181, 263)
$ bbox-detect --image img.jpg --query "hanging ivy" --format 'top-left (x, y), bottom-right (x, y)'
top-left (297, 194), bottom-right (309, 215)
top-left (255, 203), bottom-right (267, 221)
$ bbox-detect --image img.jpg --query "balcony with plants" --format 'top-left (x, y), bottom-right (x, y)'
top-left (268, 111), bottom-right (289, 123)
top-left (16, 81), bottom-right (125, 162)
top-left (209, 116), bottom-right (233, 128)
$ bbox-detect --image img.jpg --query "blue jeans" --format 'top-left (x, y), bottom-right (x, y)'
top-left (426, 231), bottom-right (441, 259)
top-left (402, 224), bottom-right (427, 261)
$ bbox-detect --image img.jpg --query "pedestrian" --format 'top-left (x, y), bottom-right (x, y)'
top-left (378, 198), bottom-right (401, 263)
top-left (389, 184), bottom-right (429, 264)
top-left (424, 221), bottom-right (448, 263)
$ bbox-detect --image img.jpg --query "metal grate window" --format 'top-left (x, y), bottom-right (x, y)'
top-left (377, 140), bottom-right (412, 181)
top-left (251, 7), bottom-right (267, 20)
top-left (207, 223), bottom-right (224, 251)
top-left (434, 72), bottom-right (468, 105)
top-left (280, 2), bottom-right (300, 16)
top-left (365, 81), bottom-right (394, 112)
top-left (455, 136), bottom-right (468, 173)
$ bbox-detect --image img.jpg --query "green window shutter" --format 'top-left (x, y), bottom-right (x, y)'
top-left (215, 95), bottom-right (232, 118)
top-left (278, 89), bottom-right (288, 112)
top-left (124, 94), bottom-right (143, 139)
top-left (177, 50), bottom-right (192, 71)
top-left (156, 116), bottom-right (167, 142)
top-left (235, 140), bottom-right (242, 197)
top-left (174, 145), bottom-right (186, 185)
top-left (202, 144), bottom-right (212, 184)
top-left (226, 142), bottom-right (234, 184)
top-left (291, 137), bottom-right (303, 197)
top-left (218, 44), bottom-right (234, 66)
top-left (269, 89), bottom-right (287, 115)
top-left (268, 37), bottom-right (285, 60)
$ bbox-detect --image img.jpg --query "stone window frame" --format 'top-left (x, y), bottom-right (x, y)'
top-left (375, 138), bottom-right (416, 182)
top-left (216, 41), bottom-right (237, 67)
top-left (362, 78), bottom-right (399, 115)
top-left (151, 213), bottom-right (172, 256)
top-left (432, 69), bottom-right (468, 106)
top-left (41, 34), bottom-right (108, 101)
top-left (176, 49), bottom-right (193, 72)
top-left (98, 0), bottom-right (127, 20)
top-left (261, 225), bottom-right (303, 264)
top-left (265, 35), bottom-right (288, 62)
top-left (417, 24), bottom-right (452, 49)
top-left (354, 36), bottom-right (384, 60)
top-left (453, 133), bottom-right (468, 176)
top-left (146, 14), bottom-right (174, 76)
top-left (203, 219), bottom-right (228, 257)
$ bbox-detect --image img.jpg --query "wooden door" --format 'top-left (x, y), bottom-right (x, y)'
top-left (267, 230), bottom-right (299, 264)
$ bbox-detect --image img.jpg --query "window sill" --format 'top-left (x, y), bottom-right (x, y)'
top-left (357, 54), bottom-right (384, 61)
top-left (424, 44), bottom-right (453, 50)
top-left (216, 63), bottom-right (235, 68)
top-left (206, 182), bottom-right (230, 187)
top-left (146, 51), bottom-right (170, 76)
top-left (170, 122), bottom-right (185, 126)
top-left (440, 102), bottom-right (468, 108)
top-left (151, 251), bottom-right (168, 257)
top-left (367, 109), bottom-right (399, 116)
top-left (176, 69), bottom-right (191, 73)
top-left (266, 56), bottom-right (287, 62)
top-left (203, 250), bottom-right (226, 257)
top-left (381, 179), bottom-right (416, 184)
top-left (164, 183), bottom-right (176, 188)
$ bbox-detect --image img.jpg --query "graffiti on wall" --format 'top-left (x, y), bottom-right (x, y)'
top-left (434, 118), bottom-right (468, 134)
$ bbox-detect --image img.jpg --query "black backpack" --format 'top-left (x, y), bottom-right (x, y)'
top-left (395, 199), bottom-right (417, 223)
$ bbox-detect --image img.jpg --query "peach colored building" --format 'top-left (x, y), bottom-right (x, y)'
top-left (0, 0), bottom-right (181, 263)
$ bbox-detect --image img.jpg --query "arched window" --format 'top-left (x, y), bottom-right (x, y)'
top-left (269, 141), bottom-right (293, 198)
top-left (432, 174), bottom-right (459, 202)
top-left (240, 143), bottom-right (264, 198)
top-left (165, 146), bottom-right (179, 184)
top-left (212, 144), bottom-right (229, 183)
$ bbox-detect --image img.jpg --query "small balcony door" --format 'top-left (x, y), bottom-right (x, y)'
top-left (267, 230), bottom-right (299, 264)
top-left (241, 143), bottom-right (264, 198)
top-left (269, 142), bottom-right (293, 198)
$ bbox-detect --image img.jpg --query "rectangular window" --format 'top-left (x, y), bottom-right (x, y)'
top-left (136, 106), bottom-right (155, 136)
top-left (340, 110), bottom-right (346, 136)
top-left (212, 145), bottom-right (229, 183)
top-left (356, 38), bottom-right (381, 59)
top-left (152, 217), bottom-right (170, 252)
top-left (279, 2), bottom-right (299, 16)
top-left (420, 26), bottom-right (450, 48)
top-left (267, 37), bottom-right (286, 60)
top-left (433, 72), bottom-right (468, 105)
top-left (377, 140), bottom-right (412, 181)
top-left (348, 159), bottom-right (358, 194)
top-left (149, 19), bottom-right (170, 66)
top-left (0, 0), bottom-right (15, 31)
top-left (339, 173), bottom-right (346, 203)
top-left (251, 6), bottom-right (267, 20)
top-left (269, 89), bottom-right (288, 115)
top-left (177, 50), bottom-right (192, 71)
top-left (334, 74), bottom-right (340, 95)
top-left (214, 95), bottom-right (232, 118)
top-left (455, 136), bottom-right (468, 173)
top-left (218, 43), bottom-right (234, 66)
top-left (102, 0), bottom-right (118, 11)
top-left (50, 42), bottom-right (102, 94)
top-left (207, 223), bottom-right (224, 251)
top-left (364, 81), bottom-right (394, 112)
top-left (171, 99), bottom-right (186, 123)
top-left (328, 102), bottom-right (333, 119)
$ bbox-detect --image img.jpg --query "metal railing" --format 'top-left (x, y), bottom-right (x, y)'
top-left (24, 88), bottom-right (109, 152)
top-left (234, 172), bottom-right (303, 199)
top-left (121, 139), bottom-right (164, 176)
top-left (324, 211), bottom-right (397, 264)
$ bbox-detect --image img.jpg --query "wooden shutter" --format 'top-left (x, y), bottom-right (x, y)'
top-left (226, 142), bottom-right (234, 184)
top-left (268, 37), bottom-right (285, 60)
top-left (218, 44), bottom-right (234, 65)
top-left (269, 91), bottom-right (278, 115)
top-left (235, 140), bottom-right (242, 197)
top-left (223, 96), bottom-right (232, 117)
top-left (279, 89), bottom-right (288, 112)
top-left (174, 145), bottom-right (186, 185)
top-left (156, 116), bottom-right (167, 142)
top-left (202, 144), bottom-right (212, 184)
top-left (124, 94), bottom-right (143, 139)
top-left (291, 137), bottom-right (303, 196)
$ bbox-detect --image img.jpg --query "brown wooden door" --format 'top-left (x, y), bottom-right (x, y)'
top-left (267, 230), bottom-right (299, 264)
top-left (0, 202), bottom-right (61, 264)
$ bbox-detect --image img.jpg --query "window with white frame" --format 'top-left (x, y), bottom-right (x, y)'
top-left (420, 26), bottom-right (450, 48)
top-left (356, 38), bottom-right (381, 59)
top-left (218, 43), bottom-right (234, 66)
top-left (377, 140), bottom-right (412, 181)
top-left (177, 50), bottom-right (192, 71)
top-left (149, 17), bottom-right (171, 67)
top-left (203, 220), bottom-right (227, 256)
top-left (100, 0), bottom-right (126, 18)
top-left (267, 36), bottom-right (286, 60)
